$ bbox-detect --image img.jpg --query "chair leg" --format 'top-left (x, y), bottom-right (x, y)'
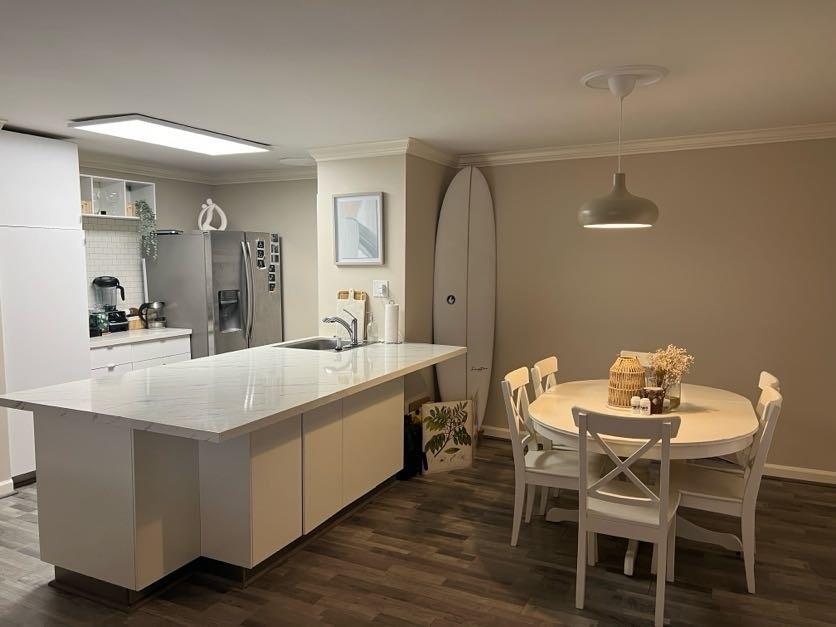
top-left (525, 483), bottom-right (535, 523)
top-left (654, 538), bottom-right (668, 627)
top-left (651, 542), bottom-right (657, 575)
top-left (511, 478), bottom-right (524, 547)
top-left (742, 511), bottom-right (756, 594)
top-left (666, 517), bottom-right (676, 583)
top-left (576, 524), bottom-right (587, 610)
top-left (587, 532), bottom-right (598, 566)
top-left (538, 485), bottom-right (549, 516)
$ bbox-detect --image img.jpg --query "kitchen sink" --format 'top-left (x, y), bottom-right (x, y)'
top-left (276, 338), bottom-right (356, 351)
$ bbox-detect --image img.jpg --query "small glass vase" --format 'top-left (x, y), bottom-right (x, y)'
top-left (665, 381), bottom-right (681, 411)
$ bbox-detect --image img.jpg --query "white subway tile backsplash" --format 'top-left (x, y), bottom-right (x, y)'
top-left (84, 219), bottom-right (145, 311)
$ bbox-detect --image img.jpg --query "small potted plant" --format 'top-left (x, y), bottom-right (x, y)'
top-left (650, 344), bottom-right (694, 410)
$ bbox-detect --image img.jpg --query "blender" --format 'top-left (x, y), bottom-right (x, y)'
top-left (91, 276), bottom-right (128, 333)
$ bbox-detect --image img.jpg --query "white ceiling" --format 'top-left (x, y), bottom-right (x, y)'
top-left (2, 0), bottom-right (835, 175)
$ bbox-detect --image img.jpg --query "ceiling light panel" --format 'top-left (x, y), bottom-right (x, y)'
top-left (69, 115), bottom-right (270, 156)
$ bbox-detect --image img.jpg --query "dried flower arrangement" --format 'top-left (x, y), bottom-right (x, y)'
top-left (650, 344), bottom-right (694, 388)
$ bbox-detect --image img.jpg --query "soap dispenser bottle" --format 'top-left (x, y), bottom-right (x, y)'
top-left (366, 313), bottom-right (379, 343)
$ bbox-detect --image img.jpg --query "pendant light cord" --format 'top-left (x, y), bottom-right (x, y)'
top-left (617, 96), bottom-right (623, 173)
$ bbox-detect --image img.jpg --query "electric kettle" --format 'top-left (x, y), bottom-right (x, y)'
top-left (139, 301), bottom-right (166, 329)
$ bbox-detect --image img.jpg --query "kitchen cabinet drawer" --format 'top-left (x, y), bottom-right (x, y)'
top-left (133, 352), bottom-right (191, 371)
top-left (131, 336), bottom-right (191, 363)
top-left (90, 344), bottom-right (132, 370)
top-left (90, 363), bottom-right (132, 378)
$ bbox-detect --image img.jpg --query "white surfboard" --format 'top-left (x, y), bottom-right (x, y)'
top-left (433, 166), bottom-right (496, 432)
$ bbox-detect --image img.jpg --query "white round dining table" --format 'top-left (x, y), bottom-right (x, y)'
top-left (528, 380), bottom-right (759, 461)
top-left (527, 379), bottom-right (760, 576)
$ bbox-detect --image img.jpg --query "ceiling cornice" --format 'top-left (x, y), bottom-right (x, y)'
top-left (458, 122), bottom-right (836, 167)
top-left (77, 122), bottom-right (836, 184)
top-left (309, 137), bottom-right (457, 167)
top-left (79, 152), bottom-right (214, 184)
top-left (78, 152), bottom-right (316, 186)
top-left (210, 167), bottom-right (317, 185)
top-left (405, 138), bottom-right (459, 167)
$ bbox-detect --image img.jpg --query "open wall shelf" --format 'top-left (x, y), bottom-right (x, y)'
top-left (80, 174), bottom-right (156, 220)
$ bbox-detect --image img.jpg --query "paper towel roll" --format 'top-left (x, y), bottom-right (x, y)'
top-left (384, 302), bottom-right (400, 344)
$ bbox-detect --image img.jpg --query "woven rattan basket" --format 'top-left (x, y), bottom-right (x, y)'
top-left (608, 355), bottom-right (646, 407)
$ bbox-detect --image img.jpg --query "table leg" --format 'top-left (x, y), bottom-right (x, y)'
top-left (624, 539), bottom-right (639, 576)
top-left (676, 515), bottom-right (742, 552)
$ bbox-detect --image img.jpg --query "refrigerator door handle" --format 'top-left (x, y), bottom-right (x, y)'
top-left (241, 240), bottom-right (254, 345)
top-left (245, 241), bottom-right (255, 343)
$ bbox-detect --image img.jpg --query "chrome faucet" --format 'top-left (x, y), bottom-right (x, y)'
top-left (322, 309), bottom-right (360, 346)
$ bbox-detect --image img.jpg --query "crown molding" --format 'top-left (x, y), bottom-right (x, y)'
top-left (210, 167), bottom-right (317, 185)
top-left (309, 138), bottom-right (410, 162)
top-left (458, 122), bottom-right (836, 167)
top-left (79, 152), bottom-right (316, 186)
top-left (309, 137), bottom-right (457, 167)
top-left (405, 138), bottom-right (458, 167)
top-left (78, 152), bottom-right (214, 184)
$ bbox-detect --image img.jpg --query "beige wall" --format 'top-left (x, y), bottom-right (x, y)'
top-left (316, 154), bottom-right (453, 404)
top-left (481, 138), bottom-right (836, 473)
top-left (316, 156), bottom-right (406, 336)
top-left (211, 179), bottom-right (318, 340)
top-left (79, 166), bottom-right (212, 232)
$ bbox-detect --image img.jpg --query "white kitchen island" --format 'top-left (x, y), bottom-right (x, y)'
top-left (0, 341), bottom-right (465, 607)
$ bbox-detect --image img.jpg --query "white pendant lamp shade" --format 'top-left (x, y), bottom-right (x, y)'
top-left (577, 65), bottom-right (666, 229)
top-left (578, 172), bottom-right (658, 228)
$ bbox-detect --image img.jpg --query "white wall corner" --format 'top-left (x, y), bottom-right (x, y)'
top-left (308, 137), bottom-right (457, 167)
top-left (405, 138), bottom-right (458, 167)
top-left (309, 138), bottom-right (411, 162)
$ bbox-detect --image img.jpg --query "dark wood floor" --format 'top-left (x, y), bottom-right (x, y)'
top-left (1, 438), bottom-right (834, 626)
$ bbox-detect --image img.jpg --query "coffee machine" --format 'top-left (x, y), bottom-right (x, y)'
top-left (90, 276), bottom-right (129, 334)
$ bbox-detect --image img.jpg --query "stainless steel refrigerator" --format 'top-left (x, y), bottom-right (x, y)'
top-left (145, 230), bottom-right (283, 358)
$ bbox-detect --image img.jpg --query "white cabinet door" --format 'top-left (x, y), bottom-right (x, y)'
top-left (131, 337), bottom-right (191, 363)
top-left (302, 401), bottom-right (343, 534)
top-left (342, 378), bottom-right (404, 505)
top-left (0, 228), bottom-right (89, 476)
top-left (90, 363), bottom-right (132, 378)
top-left (90, 344), bottom-right (133, 369)
top-left (132, 352), bottom-right (191, 371)
top-left (0, 131), bottom-right (81, 229)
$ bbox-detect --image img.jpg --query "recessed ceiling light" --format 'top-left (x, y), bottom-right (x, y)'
top-left (68, 114), bottom-right (270, 156)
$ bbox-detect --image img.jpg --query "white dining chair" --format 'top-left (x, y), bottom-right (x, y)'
top-left (705, 370), bottom-right (780, 468)
top-left (573, 407), bottom-right (681, 627)
top-left (530, 355), bottom-right (559, 512)
top-left (671, 386), bottom-right (783, 594)
top-left (531, 355), bottom-right (559, 398)
top-left (500, 367), bottom-right (604, 548)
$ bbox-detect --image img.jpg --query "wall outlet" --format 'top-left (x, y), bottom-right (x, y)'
top-left (372, 279), bottom-right (389, 298)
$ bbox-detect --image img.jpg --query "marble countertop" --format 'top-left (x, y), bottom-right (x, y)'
top-left (0, 341), bottom-right (466, 442)
top-left (89, 327), bottom-right (192, 349)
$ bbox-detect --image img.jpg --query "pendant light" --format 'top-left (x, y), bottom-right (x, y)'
top-left (577, 65), bottom-right (667, 229)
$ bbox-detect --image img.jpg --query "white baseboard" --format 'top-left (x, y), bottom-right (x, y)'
top-left (477, 426), bottom-right (836, 486)
top-left (480, 425), bottom-right (511, 440)
top-left (0, 478), bottom-right (15, 499)
top-left (763, 463), bottom-right (836, 486)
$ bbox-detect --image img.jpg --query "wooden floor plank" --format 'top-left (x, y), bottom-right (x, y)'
top-left (0, 438), bottom-right (834, 625)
